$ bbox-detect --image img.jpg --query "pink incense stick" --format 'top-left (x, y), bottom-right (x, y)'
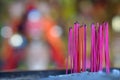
top-left (73, 22), bottom-right (77, 73)
top-left (69, 27), bottom-right (73, 73)
top-left (96, 24), bottom-right (100, 71)
top-left (105, 22), bottom-right (110, 73)
top-left (95, 23), bottom-right (102, 72)
top-left (73, 23), bottom-right (75, 73)
top-left (83, 24), bottom-right (86, 71)
top-left (90, 24), bottom-right (93, 72)
top-left (96, 24), bottom-right (99, 71)
top-left (66, 27), bottom-right (71, 74)
top-left (91, 23), bottom-right (97, 72)
top-left (70, 28), bottom-right (74, 73)
top-left (94, 25), bottom-right (97, 72)
top-left (66, 22), bottom-right (110, 74)
top-left (94, 24), bottom-right (97, 72)
top-left (91, 23), bottom-right (95, 72)
top-left (99, 24), bottom-right (103, 71)
top-left (76, 23), bottom-right (80, 72)
top-left (76, 22), bottom-right (79, 72)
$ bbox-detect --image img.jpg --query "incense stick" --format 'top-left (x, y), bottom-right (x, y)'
top-left (105, 22), bottom-right (110, 73)
top-left (81, 26), bottom-right (84, 72)
top-left (70, 28), bottom-right (73, 73)
top-left (66, 27), bottom-right (71, 74)
top-left (91, 23), bottom-right (95, 72)
top-left (95, 23), bottom-right (100, 72)
top-left (79, 26), bottom-right (82, 72)
top-left (99, 24), bottom-right (103, 71)
top-left (73, 22), bottom-right (77, 72)
top-left (66, 22), bottom-right (110, 74)
top-left (84, 24), bottom-right (86, 71)
top-left (76, 22), bottom-right (79, 72)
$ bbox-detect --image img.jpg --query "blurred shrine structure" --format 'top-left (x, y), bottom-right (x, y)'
top-left (1, 1), bottom-right (66, 70)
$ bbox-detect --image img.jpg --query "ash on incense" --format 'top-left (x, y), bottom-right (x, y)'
top-left (0, 69), bottom-right (120, 80)
top-left (41, 70), bottom-right (120, 80)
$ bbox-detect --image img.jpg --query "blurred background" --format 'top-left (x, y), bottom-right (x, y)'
top-left (0, 0), bottom-right (120, 71)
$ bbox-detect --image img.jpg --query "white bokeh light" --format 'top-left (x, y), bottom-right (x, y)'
top-left (50, 25), bottom-right (63, 38)
top-left (9, 34), bottom-right (23, 47)
top-left (112, 16), bottom-right (120, 32)
top-left (1, 26), bottom-right (13, 38)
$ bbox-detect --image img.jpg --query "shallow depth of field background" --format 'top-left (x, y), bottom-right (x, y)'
top-left (0, 0), bottom-right (120, 71)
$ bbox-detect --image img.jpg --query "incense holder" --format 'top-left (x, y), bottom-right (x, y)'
top-left (0, 69), bottom-right (120, 80)
top-left (41, 70), bottom-right (120, 80)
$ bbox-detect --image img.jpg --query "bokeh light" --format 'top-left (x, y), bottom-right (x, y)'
top-left (28, 9), bottom-right (41, 22)
top-left (112, 16), bottom-right (120, 32)
top-left (1, 26), bottom-right (13, 38)
top-left (9, 34), bottom-right (23, 47)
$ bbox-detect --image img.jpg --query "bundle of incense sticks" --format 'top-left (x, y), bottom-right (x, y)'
top-left (66, 22), bottom-right (110, 74)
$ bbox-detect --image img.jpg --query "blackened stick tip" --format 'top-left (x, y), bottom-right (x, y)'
top-left (84, 24), bottom-right (87, 27)
top-left (69, 27), bottom-right (72, 31)
top-left (91, 22), bottom-right (95, 25)
top-left (74, 21), bottom-right (79, 24)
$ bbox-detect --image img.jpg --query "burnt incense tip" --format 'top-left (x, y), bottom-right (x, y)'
top-left (101, 21), bottom-right (105, 24)
top-left (84, 24), bottom-right (87, 27)
top-left (91, 23), bottom-right (95, 27)
top-left (103, 21), bottom-right (109, 25)
top-left (103, 21), bottom-right (107, 23)
top-left (91, 22), bottom-right (95, 25)
top-left (80, 25), bottom-right (84, 28)
top-left (103, 22), bottom-right (108, 27)
top-left (74, 21), bottom-right (77, 24)
top-left (69, 27), bottom-right (72, 30)
top-left (99, 24), bottom-right (102, 27)
top-left (105, 22), bottom-right (108, 25)
top-left (74, 21), bottom-right (79, 24)
top-left (67, 22), bottom-right (110, 74)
